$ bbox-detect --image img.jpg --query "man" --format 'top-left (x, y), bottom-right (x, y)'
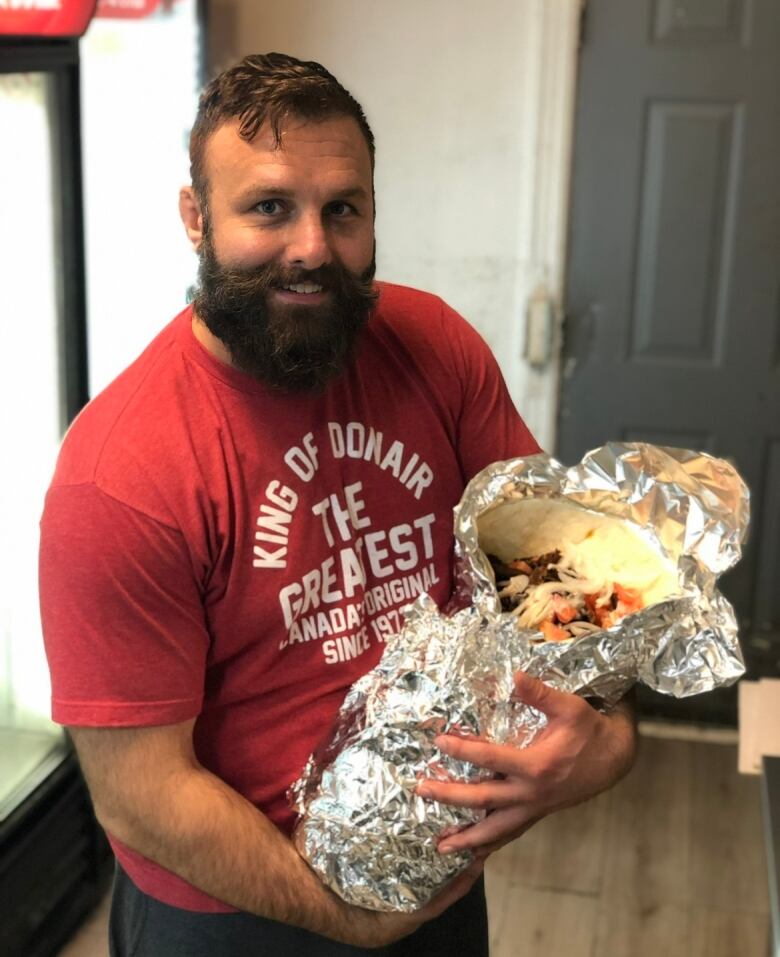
top-left (40, 53), bottom-right (636, 955)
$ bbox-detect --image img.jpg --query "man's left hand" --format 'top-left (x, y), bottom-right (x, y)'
top-left (415, 671), bottom-right (638, 858)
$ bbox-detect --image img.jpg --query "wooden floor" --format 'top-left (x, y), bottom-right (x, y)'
top-left (60, 735), bottom-right (771, 957)
top-left (484, 735), bottom-right (771, 957)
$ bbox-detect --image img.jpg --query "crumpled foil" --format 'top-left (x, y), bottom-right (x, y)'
top-left (290, 443), bottom-right (749, 912)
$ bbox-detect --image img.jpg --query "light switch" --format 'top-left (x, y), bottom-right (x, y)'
top-left (524, 289), bottom-right (555, 369)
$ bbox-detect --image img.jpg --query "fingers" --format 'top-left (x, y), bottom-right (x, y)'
top-left (437, 807), bottom-right (532, 854)
top-left (512, 670), bottom-right (585, 720)
top-left (431, 734), bottom-right (532, 777)
top-left (417, 776), bottom-right (532, 810)
top-left (350, 860), bottom-right (485, 947)
top-left (427, 729), bottom-right (571, 807)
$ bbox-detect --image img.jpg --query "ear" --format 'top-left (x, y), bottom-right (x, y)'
top-left (179, 186), bottom-right (204, 251)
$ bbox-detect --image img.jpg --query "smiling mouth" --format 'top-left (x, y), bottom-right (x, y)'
top-left (281, 282), bottom-right (324, 294)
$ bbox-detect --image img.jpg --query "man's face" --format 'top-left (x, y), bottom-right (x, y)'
top-left (193, 114), bottom-right (377, 391)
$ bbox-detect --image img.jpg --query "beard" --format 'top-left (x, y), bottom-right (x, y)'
top-left (193, 233), bottom-right (378, 393)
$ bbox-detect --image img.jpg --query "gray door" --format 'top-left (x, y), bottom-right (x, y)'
top-left (558, 0), bottom-right (780, 722)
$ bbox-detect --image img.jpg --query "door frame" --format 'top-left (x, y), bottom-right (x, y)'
top-left (514, 0), bottom-right (583, 453)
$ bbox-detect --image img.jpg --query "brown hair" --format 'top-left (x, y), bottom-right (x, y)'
top-left (190, 52), bottom-right (375, 205)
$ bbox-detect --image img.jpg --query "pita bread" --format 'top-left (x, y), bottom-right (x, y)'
top-left (477, 498), bottom-right (680, 608)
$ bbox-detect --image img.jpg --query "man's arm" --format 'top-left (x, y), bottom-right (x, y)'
top-left (416, 672), bottom-right (638, 857)
top-left (70, 721), bottom-right (482, 947)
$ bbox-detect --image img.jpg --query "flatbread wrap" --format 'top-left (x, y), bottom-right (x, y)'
top-left (477, 498), bottom-right (682, 641)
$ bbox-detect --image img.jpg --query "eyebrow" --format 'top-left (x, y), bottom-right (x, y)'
top-left (236, 185), bottom-right (370, 205)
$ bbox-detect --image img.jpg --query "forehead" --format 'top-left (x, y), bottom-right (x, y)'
top-left (202, 114), bottom-right (373, 200)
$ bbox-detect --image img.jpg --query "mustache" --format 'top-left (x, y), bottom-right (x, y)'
top-left (196, 256), bottom-right (377, 310)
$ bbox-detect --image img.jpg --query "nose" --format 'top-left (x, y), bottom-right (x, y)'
top-left (284, 212), bottom-right (332, 271)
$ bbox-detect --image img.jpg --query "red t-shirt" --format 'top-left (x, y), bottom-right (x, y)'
top-left (39, 282), bottom-right (539, 912)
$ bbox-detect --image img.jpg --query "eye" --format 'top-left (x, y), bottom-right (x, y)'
top-left (327, 201), bottom-right (356, 217)
top-left (254, 199), bottom-right (285, 215)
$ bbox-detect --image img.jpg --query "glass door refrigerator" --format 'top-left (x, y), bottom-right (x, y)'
top-left (1, 1), bottom-right (205, 952)
top-left (0, 7), bottom-right (111, 955)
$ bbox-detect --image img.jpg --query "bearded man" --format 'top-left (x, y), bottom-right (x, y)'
top-left (40, 53), bottom-right (637, 956)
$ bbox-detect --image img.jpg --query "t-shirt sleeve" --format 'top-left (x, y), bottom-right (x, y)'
top-left (39, 483), bottom-right (210, 727)
top-left (440, 301), bottom-right (542, 478)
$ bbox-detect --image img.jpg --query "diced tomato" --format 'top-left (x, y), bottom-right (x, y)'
top-left (541, 619), bottom-right (570, 642)
top-left (551, 594), bottom-right (579, 624)
top-left (614, 583), bottom-right (643, 615)
top-left (584, 592), bottom-right (613, 628)
top-left (584, 592), bottom-right (601, 617)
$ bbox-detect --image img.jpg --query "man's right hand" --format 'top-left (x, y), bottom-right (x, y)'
top-left (69, 719), bottom-right (482, 949)
top-left (330, 857), bottom-right (485, 948)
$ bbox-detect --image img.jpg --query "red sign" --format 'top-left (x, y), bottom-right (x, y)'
top-left (95, 0), bottom-right (160, 19)
top-left (0, 0), bottom-right (97, 37)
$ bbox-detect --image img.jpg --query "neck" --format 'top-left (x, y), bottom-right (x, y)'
top-left (191, 309), bottom-right (236, 368)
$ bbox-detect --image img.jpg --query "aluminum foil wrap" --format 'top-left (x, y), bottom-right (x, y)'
top-left (291, 443), bottom-right (749, 912)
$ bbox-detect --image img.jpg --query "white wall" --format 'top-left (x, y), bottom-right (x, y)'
top-left (210, 0), bottom-right (580, 450)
